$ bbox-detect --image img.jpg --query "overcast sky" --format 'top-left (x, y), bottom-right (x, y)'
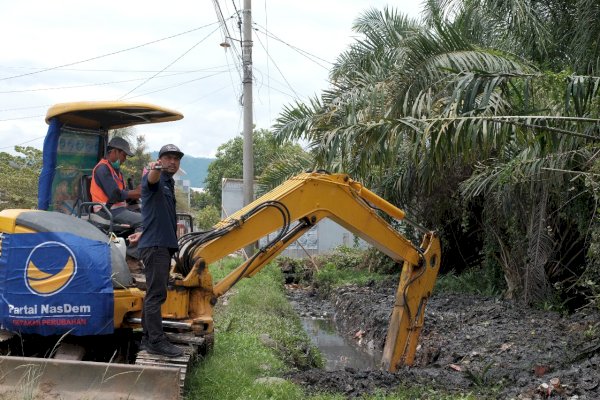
top-left (0, 1), bottom-right (423, 158)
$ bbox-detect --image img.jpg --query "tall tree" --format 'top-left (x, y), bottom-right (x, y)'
top-left (274, 3), bottom-right (600, 305)
top-left (204, 129), bottom-right (308, 204)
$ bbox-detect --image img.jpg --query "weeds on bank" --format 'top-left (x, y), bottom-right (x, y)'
top-left (314, 262), bottom-right (388, 293)
top-left (435, 267), bottom-right (503, 297)
top-left (185, 261), bottom-right (322, 400)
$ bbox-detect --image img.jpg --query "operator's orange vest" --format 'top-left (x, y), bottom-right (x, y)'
top-left (90, 158), bottom-right (127, 210)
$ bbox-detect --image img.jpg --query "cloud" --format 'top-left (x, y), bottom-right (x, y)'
top-left (0, 0), bottom-right (422, 157)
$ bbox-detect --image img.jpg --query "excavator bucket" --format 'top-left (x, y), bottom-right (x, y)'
top-left (0, 356), bottom-right (181, 400)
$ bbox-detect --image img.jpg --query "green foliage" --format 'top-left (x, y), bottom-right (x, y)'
top-left (463, 362), bottom-right (496, 388)
top-left (312, 247), bottom-right (389, 294)
top-left (204, 129), bottom-right (306, 204)
top-left (360, 248), bottom-right (398, 275)
top-left (187, 264), bottom-right (322, 400)
top-left (119, 134), bottom-right (151, 187)
top-left (0, 146), bottom-right (42, 210)
top-left (581, 158), bottom-right (600, 309)
top-left (190, 190), bottom-right (216, 209)
top-left (315, 246), bottom-right (365, 270)
top-left (195, 204), bottom-right (221, 230)
top-left (209, 256), bottom-right (243, 281)
top-left (272, 3), bottom-right (600, 307)
top-left (435, 267), bottom-right (504, 297)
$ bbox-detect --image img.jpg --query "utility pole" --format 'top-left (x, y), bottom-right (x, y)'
top-left (242, 0), bottom-right (254, 255)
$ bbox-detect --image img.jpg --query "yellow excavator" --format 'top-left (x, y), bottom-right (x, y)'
top-left (0, 102), bottom-right (441, 400)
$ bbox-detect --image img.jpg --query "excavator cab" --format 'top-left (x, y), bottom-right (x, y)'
top-left (38, 101), bottom-right (183, 231)
top-left (0, 102), bottom-right (188, 399)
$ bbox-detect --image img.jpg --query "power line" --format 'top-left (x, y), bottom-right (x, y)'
top-left (253, 23), bottom-right (332, 69)
top-left (0, 70), bottom-right (228, 94)
top-left (0, 135), bottom-right (45, 150)
top-left (0, 65), bottom-right (230, 73)
top-left (180, 85), bottom-right (231, 106)
top-left (0, 114), bottom-right (43, 122)
top-left (0, 104), bottom-right (50, 113)
top-left (118, 25), bottom-right (222, 99)
top-left (122, 71), bottom-right (228, 100)
top-left (264, 0), bottom-right (272, 122)
top-left (213, 0), bottom-right (243, 106)
top-left (254, 32), bottom-right (300, 99)
top-left (252, 67), bottom-right (297, 98)
top-left (0, 22), bottom-right (222, 82)
top-left (213, 0), bottom-right (243, 66)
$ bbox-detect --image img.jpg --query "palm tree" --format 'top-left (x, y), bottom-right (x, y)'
top-left (274, 2), bottom-right (600, 305)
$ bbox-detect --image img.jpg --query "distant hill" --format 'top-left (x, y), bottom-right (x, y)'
top-left (151, 151), bottom-right (213, 188)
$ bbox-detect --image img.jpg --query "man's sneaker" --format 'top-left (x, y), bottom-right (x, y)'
top-left (145, 339), bottom-right (183, 357)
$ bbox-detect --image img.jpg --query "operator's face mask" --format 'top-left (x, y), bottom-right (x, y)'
top-left (111, 159), bottom-right (121, 170)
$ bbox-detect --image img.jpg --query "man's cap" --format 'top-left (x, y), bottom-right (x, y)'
top-left (107, 137), bottom-right (134, 156)
top-left (159, 144), bottom-right (184, 159)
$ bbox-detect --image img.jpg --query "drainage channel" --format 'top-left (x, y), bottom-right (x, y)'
top-left (301, 316), bottom-right (383, 371)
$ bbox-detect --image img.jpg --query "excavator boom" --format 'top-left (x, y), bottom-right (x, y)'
top-left (177, 172), bottom-right (441, 371)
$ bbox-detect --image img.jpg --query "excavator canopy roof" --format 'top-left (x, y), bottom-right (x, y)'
top-left (45, 101), bottom-right (183, 130)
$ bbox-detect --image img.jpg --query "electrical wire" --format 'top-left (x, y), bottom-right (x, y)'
top-left (0, 22), bottom-right (222, 82)
top-left (252, 66), bottom-right (297, 98)
top-left (0, 104), bottom-right (49, 113)
top-left (121, 71), bottom-right (228, 100)
top-left (213, 0), bottom-right (243, 103)
top-left (118, 25), bottom-right (223, 99)
top-left (263, 0), bottom-right (272, 122)
top-left (0, 65), bottom-right (231, 74)
top-left (0, 70), bottom-right (228, 94)
top-left (213, 0), bottom-right (242, 62)
top-left (0, 115), bottom-right (44, 123)
top-left (253, 23), bottom-right (332, 69)
top-left (180, 85), bottom-right (230, 106)
top-left (254, 32), bottom-right (301, 99)
top-left (0, 135), bottom-right (45, 150)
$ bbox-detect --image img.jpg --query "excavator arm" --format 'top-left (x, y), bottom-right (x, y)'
top-left (175, 172), bottom-right (441, 372)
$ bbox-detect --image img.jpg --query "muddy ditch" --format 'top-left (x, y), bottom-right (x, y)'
top-left (285, 280), bottom-right (600, 399)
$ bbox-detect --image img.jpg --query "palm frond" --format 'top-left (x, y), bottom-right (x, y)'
top-left (256, 151), bottom-right (315, 194)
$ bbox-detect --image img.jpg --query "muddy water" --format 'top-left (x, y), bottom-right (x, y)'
top-left (301, 316), bottom-right (383, 371)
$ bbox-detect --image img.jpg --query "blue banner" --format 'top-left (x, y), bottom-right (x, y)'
top-left (0, 232), bottom-right (114, 336)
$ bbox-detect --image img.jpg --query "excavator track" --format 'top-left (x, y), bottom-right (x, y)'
top-left (135, 336), bottom-right (199, 396)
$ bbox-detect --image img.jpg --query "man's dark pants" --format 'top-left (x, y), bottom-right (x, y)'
top-left (140, 247), bottom-right (171, 344)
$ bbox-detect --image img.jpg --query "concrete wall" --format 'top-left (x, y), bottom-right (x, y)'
top-left (221, 178), bottom-right (366, 258)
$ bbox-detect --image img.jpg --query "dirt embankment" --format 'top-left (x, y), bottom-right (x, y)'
top-left (287, 282), bottom-right (600, 399)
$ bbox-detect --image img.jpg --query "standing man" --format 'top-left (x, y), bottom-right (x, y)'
top-left (90, 137), bottom-right (142, 230)
top-left (130, 144), bottom-right (184, 357)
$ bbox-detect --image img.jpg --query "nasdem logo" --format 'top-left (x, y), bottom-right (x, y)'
top-left (24, 241), bottom-right (77, 296)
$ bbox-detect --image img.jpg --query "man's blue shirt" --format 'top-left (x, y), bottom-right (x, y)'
top-left (138, 172), bottom-right (178, 250)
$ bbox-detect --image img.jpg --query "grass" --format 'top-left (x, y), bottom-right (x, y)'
top-left (184, 257), bottom-right (478, 400)
top-left (185, 259), bottom-right (321, 399)
top-left (314, 261), bottom-right (388, 293)
top-left (434, 267), bottom-right (504, 297)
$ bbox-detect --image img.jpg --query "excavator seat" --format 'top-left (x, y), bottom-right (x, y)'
top-left (78, 175), bottom-right (133, 237)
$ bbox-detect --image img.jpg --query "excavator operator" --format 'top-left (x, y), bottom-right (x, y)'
top-left (90, 137), bottom-right (143, 232)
